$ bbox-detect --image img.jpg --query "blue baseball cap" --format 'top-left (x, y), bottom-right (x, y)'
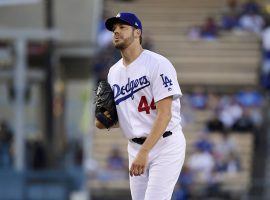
top-left (105, 12), bottom-right (142, 32)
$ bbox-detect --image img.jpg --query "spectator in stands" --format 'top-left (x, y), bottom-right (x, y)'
top-left (218, 96), bottom-right (243, 130)
top-left (189, 87), bottom-right (208, 110)
top-left (98, 146), bottom-right (128, 181)
top-left (241, 0), bottom-right (261, 15)
top-left (261, 21), bottom-right (270, 58)
top-left (213, 130), bottom-right (239, 172)
top-left (233, 89), bottom-right (263, 131)
top-left (232, 107), bottom-right (254, 132)
top-left (214, 130), bottom-right (237, 160)
top-left (187, 145), bottom-right (215, 184)
top-left (260, 66), bottom-right (270, 89)
top-left (107, 147), bottom-right (126, 170)
top-left (215, 151), bottom-right (241, 174)
top-left (201, 17), bottom-right (219, 40)
top-left (221, 12), bottom-right (240, 31)
top-left (222, 0), bottom-right (241, 16)
top-left (239, 10), bottom-right (265, 34)
top-left (172, 183), bottom-right (188, 200)
top-left (179, 165), bottom-right (194, 194)
top-left (187, 25), bottom-right (201, 41)
top-left (206, 93), bottom-right (224, 132)
top-left (235, 88), bottom-right (263, 107)
top-left (207, 112), bottom-right (224, 132)
top-left (249, 107), bottom-right (263, 129)
top-left (221, 0), bottom-right (241, 30)
top-left (225, 152), bottom-right (241, 173)
top-left (207, 92), bottom-right (222, 111)
top-left (206, 169), bottom-right (223, 197)
top-left (194, 131), bottom-right (214, 153)
top-left (261, 21), bottom-right (270, 89)
top-left (173, 165), bottom-right (194, 200)
top-left (0, 120), bottom-right (13, 168)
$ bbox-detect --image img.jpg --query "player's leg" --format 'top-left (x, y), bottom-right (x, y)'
top-left (129, 153), bottom-right (149, 200)
top-left (144, 141), bottom-right (186, 200)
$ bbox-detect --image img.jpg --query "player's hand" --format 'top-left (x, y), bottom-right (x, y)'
top-left (129, 150), bottom-right (148, 177)
top-left (104, 111), bottom-right (111, 119)
top-left (95, 111), bottom-right (112, 129)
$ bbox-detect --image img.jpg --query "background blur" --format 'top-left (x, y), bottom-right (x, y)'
top-left (0, 0), bottom-right (270, 199)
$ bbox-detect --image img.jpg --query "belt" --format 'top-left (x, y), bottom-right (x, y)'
top-left (131, 131), bottom-right (172, 145)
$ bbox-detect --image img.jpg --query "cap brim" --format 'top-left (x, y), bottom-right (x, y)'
top-left (105, 17), bottom-right (132, 31)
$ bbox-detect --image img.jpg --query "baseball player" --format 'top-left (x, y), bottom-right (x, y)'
top-left (95, 12), bottom-right (186, 200)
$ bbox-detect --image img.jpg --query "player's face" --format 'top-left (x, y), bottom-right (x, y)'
top-left (112, 23), bottom-right (135, 50)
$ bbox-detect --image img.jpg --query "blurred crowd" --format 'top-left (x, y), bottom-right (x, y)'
top-left (181, 87), bottom-right (263, 133)
top-left (173, 87), bottom-right (264, 199)
top-left (173, 130), bottom-right (241, 200)
top-left (85, 146), bottom-right (128, 184)
top-left (187, 0), bottom-right (270, 90)
top-left (187, 0), bottom-right (266, 40)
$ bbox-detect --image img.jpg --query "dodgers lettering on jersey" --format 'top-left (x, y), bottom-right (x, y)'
top-left (108, 50), bottom-right (182, 139)
top-left (113, 76), bottom-right (150, 105)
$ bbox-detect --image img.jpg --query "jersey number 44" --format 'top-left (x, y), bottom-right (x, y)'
top-left (138, 96), bottom-right (156, 114)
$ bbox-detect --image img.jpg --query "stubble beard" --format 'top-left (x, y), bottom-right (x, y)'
top-left (114, 33), bottom-right (134, 50)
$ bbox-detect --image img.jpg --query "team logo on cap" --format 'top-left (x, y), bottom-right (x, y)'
top-left (116, 13), bottom-right (121, 18)
top-left (135, 22), bottom-right (138, 26)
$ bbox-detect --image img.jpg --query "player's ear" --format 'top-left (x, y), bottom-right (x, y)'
top-left (134, 29), bottom-right (141, 38)
top-left (138, 29), bottom-right (142, 37)
top-left (135, 29), bottom-right (142, 42)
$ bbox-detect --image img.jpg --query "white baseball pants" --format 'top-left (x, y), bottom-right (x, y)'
top-left (128, 129), bottom-right (186, 200)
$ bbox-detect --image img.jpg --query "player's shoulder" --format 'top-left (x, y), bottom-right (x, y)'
top-left (143, 49), bottom-right (173, 69)
top-left (143, 49), bottom-right (171, 64)
top-left (108, 58), bottom-right (123, 74)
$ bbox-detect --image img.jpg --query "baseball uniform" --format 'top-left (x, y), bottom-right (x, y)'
top-left (107, 49), bottom-right (186, 200)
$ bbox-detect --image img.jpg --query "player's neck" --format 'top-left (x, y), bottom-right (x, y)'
top-left (121, 43), bottom-right (143, 66)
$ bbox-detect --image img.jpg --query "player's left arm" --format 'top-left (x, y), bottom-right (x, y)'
top-left (129, 96), bottom-right (173, 176)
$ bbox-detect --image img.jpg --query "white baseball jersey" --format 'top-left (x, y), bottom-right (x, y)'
top-left (107, 50), bottom-right (182, 140)
top-left (108, 49), bottom-right (186, 200)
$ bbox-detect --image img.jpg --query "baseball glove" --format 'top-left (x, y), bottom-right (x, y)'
top-left (94, 80), bottom-right (118, 129)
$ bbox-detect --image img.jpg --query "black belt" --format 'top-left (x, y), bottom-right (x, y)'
top-left (131, 131), bottom-right (172, 145)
